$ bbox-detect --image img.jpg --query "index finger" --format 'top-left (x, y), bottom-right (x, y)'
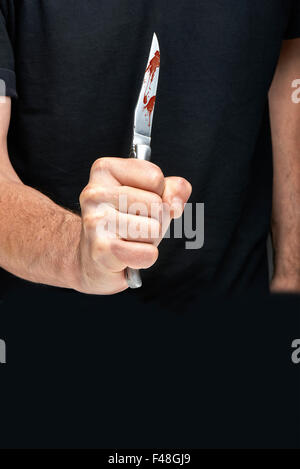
top-left (89, 157), bottom-right (165, 196)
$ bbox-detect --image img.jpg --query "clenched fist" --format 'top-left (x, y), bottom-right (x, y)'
top-left (75, 157), bottom-right (192, 294)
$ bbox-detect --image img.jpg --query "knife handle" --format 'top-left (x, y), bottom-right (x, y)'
top-left (126, 143), bottom-right (151, 289)
top-left (129, 143), bottom-right (151, 161)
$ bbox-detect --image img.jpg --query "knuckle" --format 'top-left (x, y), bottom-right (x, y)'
top-left (91, 157), bottom-right (110, 174)
top-left (150, 193), bottom-right (163, 206)
top-left (91, 185), bottom-right (107, 203)
top-left (79, 187), bottom-right (90, 206)
top-left (91, 238), bottom-right (109, 262)
top-left (149, 194), bottom-right (163, 219)
top-left (176, 177), bottom-right (188, 191)
top-left (108, 237), bottom-right (121, 256)
top-left (148, 165), bottom-right (164, 190)
top-left (79, 186), bottom-right (97, 206)
top-left (83, 211), bottom-right (107, 231)
top-left (82, 214), bottom-right (97, 230)
top-left (115, 186), bottom-right (128, 205)
top-left (175, 178), bottom-right (192, 198)
top-left (80, 186), bottom-right (111, 208)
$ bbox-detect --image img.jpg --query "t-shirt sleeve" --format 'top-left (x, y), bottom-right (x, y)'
top-left (284, 0), bottom-right (300, 39)
top-left (0, 4), bottom-right (17, 98)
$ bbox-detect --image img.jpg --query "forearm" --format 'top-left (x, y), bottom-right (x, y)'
top-left (270, 121), bottom-right (300, 288)
top-left (0, 99), bottom-right (81, 290)
top-left (0, 176), bottom-right (82, 289)
top-left (271, 167), bottom-right (300, 290)
top-left (269, 39), bottom-right (300, 292)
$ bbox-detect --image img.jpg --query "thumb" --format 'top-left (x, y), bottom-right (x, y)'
top-left (162, 176), bottom-right (192, 219)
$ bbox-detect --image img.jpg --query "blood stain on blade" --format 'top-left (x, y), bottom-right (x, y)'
top-left (144, 95), bottom-right (156, 126)
top-left (146, 50), bottom-right (160, 83)
top-left (143, 49), bottom-right (160, 123)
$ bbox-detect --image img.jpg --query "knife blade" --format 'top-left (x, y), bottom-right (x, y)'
top-left (126, 33), bottom-right (160, 289)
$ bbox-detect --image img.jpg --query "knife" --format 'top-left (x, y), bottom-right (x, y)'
top-left (126, 33), bottom-right (160, 289)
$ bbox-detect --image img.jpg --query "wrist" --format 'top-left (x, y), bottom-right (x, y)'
top-left (59, 212), bottom-right (83, 292)
top-left (270, 275), bottom-right (300, 294)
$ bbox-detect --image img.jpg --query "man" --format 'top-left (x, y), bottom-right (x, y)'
top-left (0, 1), bottom-right (299, 306)
top-left (1, 0), bottom-right (300, 450)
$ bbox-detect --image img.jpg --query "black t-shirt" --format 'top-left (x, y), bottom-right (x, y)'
top-left (0, 0), bottom-right (300, 308)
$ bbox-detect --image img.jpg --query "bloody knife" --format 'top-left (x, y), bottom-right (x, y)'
top-left (126, 33), bottom-right (160, 289)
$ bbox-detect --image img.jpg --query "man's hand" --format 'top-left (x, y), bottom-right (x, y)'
top-left (77, 157), bottom-right (192, 295)
top-left (0, 99), bottom-right (191, 294)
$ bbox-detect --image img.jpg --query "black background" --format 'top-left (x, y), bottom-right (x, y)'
top-left (0, 287), bottom-right (299, 449)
